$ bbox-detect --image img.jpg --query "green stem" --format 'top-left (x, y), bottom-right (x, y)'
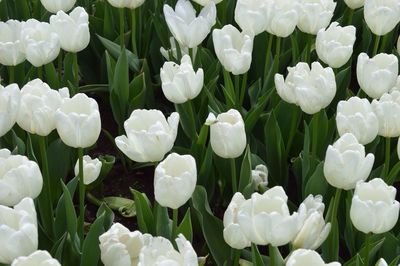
top-left (230, 158), bottom-right (237, 193)
top-left (269, 245), bottom-right (275, 266)
top-left (57, 51), bottom-right (63, 79)
top-left (332, 189), bottom-right (342, 220)
top-left (78, 147), bottom-right (85, 242)
top-left (311, 111), bottom-right (320, 159)
top-left (174, 38), bottom-right (182, 61)
top-left (285, 109), bottom-right (301, 158)
top-left (329, 188), bottom-right (342, 260)
top-left (274, 37), bottom-right (281, 74)
top-left (372, 34), bottom-right (381, 56)
top-left (86, 192), bottom-right (103, 207)
top-left (364, 233), bottom-right (371, 266)
top-left (37, 66), bottom-right (43, 80)
top-left (346, 8), bottom-right (354, 25)
top-left (264, 34), bottom-right (274, 80)
top-left (8, 66), bottom-right (15, 84)
top-left (234, 74), bottom-right (240, 108)
top-left (131, 8), bottom-right (137, 55)
top-left (72, 52), bottom-right (79, 87)
top-left (232, 249), bottom-right (241, 266)
top-left (239, 73), bottom-right (248, 107)
top-left (172, 208), bottom-right (178, 240)
top-left (119, 8), bottom-right (125, 49)
top-left (384, 137), bottom-right (391, 178)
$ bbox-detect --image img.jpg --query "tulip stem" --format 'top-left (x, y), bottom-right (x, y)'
top-left (384, 137), bottom-right (391, 178)
top-left (263, 34), bottom-right (273, 81)
top-left (119, 8), bottom-right (125, 49)
top-left (172, 208), bottom-right (178, 240)
top-left (230, 158), bottom-right (237, 193)
top-left (274, 37), bottom-right (281, 74)
top-left (232, 249), bottom-right (241, 266)
top-left (285, 108), bottom-right (301, 158)
top-left (364, 233), bottom-right (371, 266)
top-left (372, 35), bottom-right (380, 56)
top-left (235, 74), bottom-right (240, 107)
top-left (78, 147), bottom-right (85, 243)
top-left (239, 73), bottom-right (248, 107)
top-left (327, 188), bottom-right (342, 261)
top-left (72, 53), bottom-right (79, 87)
top-left (346, 8), bottom-right (354, 25)
top-left (8, 66), bottom-right (14, 84)
top-left (37, 66), bottom-right (43, 80)
top-left (57, 51), bottom-right (63, 79)
top-left (131, 9), bottom-right (138, 55)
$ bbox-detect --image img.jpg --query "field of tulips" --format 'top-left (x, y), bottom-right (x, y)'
top-left (1, 0), bottom-right (400, 265)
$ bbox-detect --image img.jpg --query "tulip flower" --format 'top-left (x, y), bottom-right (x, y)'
top-left (191, 0), bottom-right (222, 6)
top-left (0, 149), bottom-right (43, 207)
top-left (336, 97), bottom-right (379, 145)
top-left (74, 155), bottom-right (102, 185)
top-left (264, 0), bottom-right (299, 38)
top-left (0, 83), bottom-right (20, 137)
top-left (11, 250), bottom-right (61, 266)
top-left (275, 62), bottom-right (336, 114)
top-left (50, 7), bottom-right (90, 53)
top-left (286, 249), bottom-right (341, 266)
top-left (251, 164), bottom-right (269, 190)
top-left (212, 25), bottom-right (254, 75)
top-left (0, 20), bottom-right (25, 66)
top-left (364, 0), bottom-right (400, 36)
top-left (323, 133), bottom-right (374, 190)
top-left (40, 0), bottom-right (76, 13)
top-left (20, 19), bottom-right (60, 67)
top-left (107, 0), bottom-right (145, 9)
top-left (160, 37), bottom-right (194, 61)
top-left (344, 0), bottom-right (365, 9)
top-left (115, 110), bottom-right (179, 162)
top-left (223, 192), bottom-right (251, 249)
top-left (234, 0), bottom-right (269, 36)
top-left (205, 109), bottom-right (246, 159)
top-left (55, 93), bottom-right (101, 148)
top-left (297, 0), bottom-right (337, 35)
top-left (0, 198), bottom-right (38, 264)
top-left (357, 53), bottom-right (398, 99)
top-left (371, 91), bottom-right (400, 137)
top-left (17, 79), bottom-right (69, 136)
top-left (160, 55), bottom-right (204, 104)
top-left (163, 0), bottom-right (216, 48)
top-left (350, 178), bottom-right (400, 234)
top-left (316, 22), bottom-right (356, 68)
top-left (375, 258), bottom-right (389, 266)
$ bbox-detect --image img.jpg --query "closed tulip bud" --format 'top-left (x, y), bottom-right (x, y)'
top-left (160, 55), bottom-right (204, 104)
top-left (0, 198), bottom-right (38, 264)
top-left (50, 7), bottom-right (90, 53)
top-left (40, 0), bottom-right (76, 13)
top-left (55, 93), bottom-right (101, 148)
top-left (154, 153), bottom-right (197, 209)
top-left (107, 0), bottom-right (145, 9)
top-left (265, 0), bottom-right (299, 38)
top-left (350, 178), bottom-right (400, 234)
top-left (17, 79), bottom-right (69, 136)
top-left (223, 192), bottom-right (251, 249)
top-left (0, 20), bottom-right (25, 66)
top-left (164, 0), bottom-right (216, 48)
top-left (20, 19), bottom-right (60, 67)
top-left (212, 25), bottom-right (254, 75)
top-left (0, 149), bottom-right (43, 207)
top-left (316, 22), bottom-right (356, 68)
top-left (344, 0), bottom-right (364, 9)
top-left (11, 250), bottom-right (61, 266)
top-left (371, 91), bottom-right (400, 137)
top-left (0, 83), bottom-right (20, 137)
top-left (323, 133), bottom-right (374, 190)
top-left (205, 109), bottom-right (246, 159)
top-left (234, 0), bottom-right (269, 36)
top-left (191, 0), bottom-right (222, 6)
top-left (275, 62), bottom-right (336, 114)
top-left (336, 97), bottom-right (379, 145)
top-left (364, 0), bottom-right (400, 36)
top-left (286, 249), bottom-right (341, 266)
top-left (116, 110), bottom-right (179, 163)
top-left (297, 0), bottom-right (337, 35)
top-left (251, 164), bottom-right (269, 190)
top-left (357, 53), bottom-right (398, 99)
top-left (74, 155), bottom-right (102, 185)
top-left (375, 259), bottom-right (388, 266)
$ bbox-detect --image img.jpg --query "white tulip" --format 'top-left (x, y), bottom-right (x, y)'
top-left (40, 0), bottom-right (76, 13)
top-left (11, 250), bottom-right (61, 266)
top-left (0, 83), bottom-right (20, 137)
top-left (344, 0), bottom-right (364, 9)
top-left (336, 96), bottom-right (379, 145)
top-left (275, 62), bottom-right (336, 114)
top-left (191, 0), bottom-right (222, 6)
top-left (164, 0), bottom-right (216, 48)
top-left (265, 0), bottom-right (299, 38)
top-left (212, 25), bottom-right (254, 75)
top-left (286, 249), bottom-right (341, 266)
top-left (375, 258), bottom-right (389, 266)
top-left (107, 0), bottom-right (146, 9)
top-left (0, 20), bottom-right (25, 66)
top-left (55, 93), bottom-right (101, 148)
top-left (115, 110), bottom-right (179, 162)
top-left (316, 22), bottom-right (356, 68)
top-left (297, 0), bottom-right (337, 35)
top-left (371, 91), bottom-right (400, 137)
top-left (205, 109), bottom-right (246, 159)
top-left (350, 178), bottom-right (400, 234)
top-left (234, 0), bottom-right (269, 36)
top-left (50, 7), bottom-right (90, 53)
top-left (20, 19), bottom-right (60, 67)
top-left (357, 53), bottom-right (398, 99)
top-left (251, 164), bottom-right (269, 190)
top-left (160, 55), bottom-right (204, 104)
top-left (364, 0), bottom-right (400, 36)
top-left (74, 155), bottom-right (102, 185)
top-left (323, 133), bottom-right (374, 190)
top-left (160, 37), bottom-right (196, 61)
top-left (0, 198), bottom-right (38, 264)
top-left (0, 149), bottom-right (43, 207)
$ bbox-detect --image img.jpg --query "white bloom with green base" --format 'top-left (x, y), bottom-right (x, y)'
top-left (107, 0), bottom-right (146, 9)
top-left (344, 0), bottom-right (364, 9)
top-left (234, 0), bottom-right (269, 36)
top-left (371, 91), bottom-right (400, 137)
top-left (40, 0), bottom-right (76, 13)
top-left (364, 0), bottom-right (400, 36)
top-left (286, 249), bottom-right (341, 266)
top-left (0, 83), bottom-right (20, 137)
top-left (11, 250), bottom-right (61, 266)
top-left (264, 0), bottom-right (299, 38)
top-left (297, 0), bottom-right (337, 35)
top-left (0, 20), bottom-right (25, 66)
top-left (74, 155), bottom-right (102, 185)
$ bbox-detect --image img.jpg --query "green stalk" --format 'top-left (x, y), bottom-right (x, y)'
top-left (239, 73), bottom-right (248, 107)
top-left (131, 8), bottom-right (137, 55)
top-left (372, 34), bottom-right (380, 56)
top-left (384, 137), bottom-right (391, 178)
top-left (364, 233), bottom-right (371, 266)
top-left (311, 111), bottom-right (320, 159)
top-left (8, 66), bottom-right (15, 84)
top-left (346, 7), bottom-right (354, 25)
top-left (78, 147), bottom-right (85, 242)
top-left (57, 51), bottom-right (63, 80)
top-left (285, 109), bottom-right (301, 158)
top-left (329, 188), bottom-right (342, 260)
top-left (230, 158), bottom-right (237, 193)
top-left (72, 53), bottom-right (79, 87)
top-left (172, 208), bottom-right (178, 240)
top-left (232, 249), bottom-right (241, 266)
top-left (37, 66), bottom-right (43, 80)
top-left (234, 74), bottom-right (240, 108)
top-left (119, 8), bottom-right (125, 49)
top-left (263, 34), bottom-right (274, 80)
top-left (274, 37), bottom-right (281, 74)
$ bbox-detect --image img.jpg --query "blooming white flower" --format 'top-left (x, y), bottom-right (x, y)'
top-left (191, 0), bottom-right (222, 6)
top-left (234, 0), bottom-right (269, 36)
top-left (371, 91), bottom-right (400, 137)
top-left (286, 249), bottom-right (341, 266)
top-left (297, 0), bottom-right (337, 35)
top-left (344, 0), bottom-right (365, 9)
top-left (107, 0), bottom-right (146, 9)
top-left (265, 0), bottom-right (299, 38)
top-left (0, 83), bottom-right (20, 137)
top-left (0, 20), bottom-right (25, 66)
top-left (74, 155), bottom-right (102, 185)
top-left (11, 250), bottom-right (61, 266)
top-left (364, 0), bottom-right (400, 36)
top-left (40, 0), bottom-right (76, 13)
top-left (251, 164), bottom-right (268, 190)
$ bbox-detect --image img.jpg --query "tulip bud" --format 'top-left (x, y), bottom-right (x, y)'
top-left (55, 93), bottom-right (101, 148)
top-left (275, 62), bottom-right (336, 114)
top-left (265, 0), bottom-right (299, 38)
top-left (364, 0), bottom-right (400, 36)
top-left (160, 55), bottom-right (204, 104)
top-left (20, 19), bottom-right (60, 67)
top-left (286, 249), bottom-right (341, 266)
top-left (323, 133), bottom-right (374, 190)
top-left (251, 164), bottom-right (268, 190)
top-left (191, 0), bottom-right (222, 6)
top-left (336, 97), bottom-right (379, 145)
top-left (40, 0), bottom-right (76, 13)
top-left (0, 83), bottom-right (20, 137)
top-left (234, 0), bottom-right (269, 36)
top-left (0, 20), bottom-right (25, 66)
top-left (316, 22), bottom-right (356, 68)
top-left (357, 53), bottom-right (398, 99)
top-left (74, 155), bottom-right (102, 185)
top-left (350, 178), bottom-right (400, 234)
top-left (371, 91), bottom-right (400, 137)
top-left (11, 250), bottom-right (61, 266)
top-left (375, 259), bottom-right (388, 266)
top-left (297, 0), bottom-right (337, 35)
top-left (344, 0), bottom-right (364, 9)
top-left (107, 0), bottom-right (146, 9)
top-left (164, 0), bottom-right (216, 48)
top-left (0, 198), bottom-right (38, 264)
top-left (212, 25), bottom-right (254, 75)
top-left (154, 153), bottom-right (197, 209)
top-left (17, 79), bottom-right (69, 136)
top-left (50, 7), bottom-right (90, 53)
top-left (115, 110), bottom-right (179, 162)
top-left (205, 109), bottom-right (246, 159)
top-left (223, 192), bottom-right (251, 249)
top-left (0, 149), bottom-right (43, 207)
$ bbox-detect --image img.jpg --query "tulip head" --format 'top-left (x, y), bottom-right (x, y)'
top-left (371, 91), bottom-right (400, 137)
top-left (0, 83), bottom-right (20, 137)
top-left (107, 0), bottom-right (146, 9)
top-left (74, 155), bottom-right (102, 185)
top-left (297, 0), bottom-right (337, 35)
top-left (286, 249), bottom-right (341, 266)
top-left (40, 0), bottom-right (76, 13)
top-left (364, 0), bottom-right (400, 36)
top-left (0, 20), bottom-right (25, 66)
top-left (11, 250), bottom-right (61, 266)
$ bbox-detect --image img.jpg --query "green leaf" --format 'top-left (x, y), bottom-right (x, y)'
top-left (177, 208), bottom-right (193, 242)
top-left (344, 237), bottom-right (386, 266)
top-left (44, 62), bottom-right (60, 89)
top-left (175, 101), bottom-right (198, 140)
top-left (251, 244), bottom-right (264, 266)
top-left (130, 188), bottom-right (155, 234)
top-left (128, 72), bottom-right (147, 112)
top-left (304, 162), bottom-right (328, 196)
top-left (154, 203), bottom-right (171, 239)
top-left (238, 145), bottom-right (252, 194)
top-left (112, 47), bottom-right (129, 117)
top-left (103, 196), bottom-right (136, 217)
top-left (60, 181), bottom-right (78, 246)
